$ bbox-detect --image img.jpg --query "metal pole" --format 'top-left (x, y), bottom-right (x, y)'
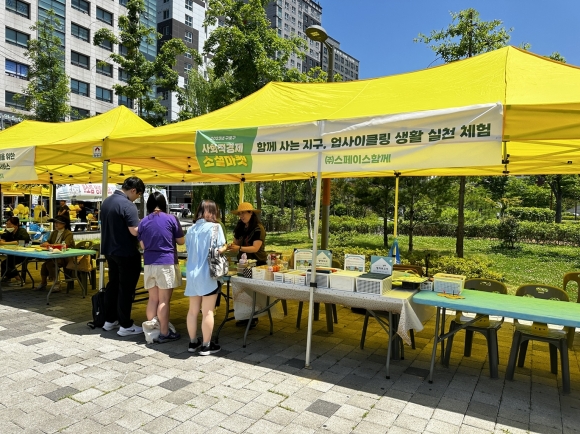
top-left (320, 42), bottom-right (334, 250)
top-left (305, 154), bottom-right (323, 368)
top-left (98, 160), bottom-right (109, 291)
top-left (394, 173), bottom-right (400, 237)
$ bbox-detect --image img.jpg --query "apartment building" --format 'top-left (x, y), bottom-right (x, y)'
top-left (1, 0), bottom-right (157, 128)
top-left (265, 0), bottom-right (359, 81)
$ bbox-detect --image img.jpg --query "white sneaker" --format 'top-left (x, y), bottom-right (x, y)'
top-left (117, 325), bottom-right (143, 336)
top-left (103, 321), bottom-right (119, 331)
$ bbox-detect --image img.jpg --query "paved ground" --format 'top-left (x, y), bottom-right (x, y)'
top-left (1, 269), bottom-right (579, 434)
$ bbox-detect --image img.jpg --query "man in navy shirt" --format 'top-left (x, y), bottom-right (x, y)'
top-left (101, 177), bottom-right (145, 336)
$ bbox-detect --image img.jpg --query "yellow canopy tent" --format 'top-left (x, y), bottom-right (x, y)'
top-left (107, 46), bottom-right (580, 179)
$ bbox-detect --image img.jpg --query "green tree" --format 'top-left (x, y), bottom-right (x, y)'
top-left (415, 8), bottom-right (512, 257)
top-left (93, 0), bottom-right (190, 125)
top-left (352, 177), bottom-right (396, 247)
top-left (20, 9), bottom-right (71, 121)
top-left (204, 0), bottom-right (306, 100)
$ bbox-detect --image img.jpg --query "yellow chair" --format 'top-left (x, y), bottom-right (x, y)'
top-left (506, 284), bottom-right (571, 393)
top-left (442, 278), bottom-right (507, 378)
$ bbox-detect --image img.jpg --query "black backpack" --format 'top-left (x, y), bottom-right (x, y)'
top-left (87, 290), bottom-right (106, 329)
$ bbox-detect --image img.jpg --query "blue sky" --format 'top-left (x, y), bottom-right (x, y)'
top-left (317, 0), bottom-right (580, 79)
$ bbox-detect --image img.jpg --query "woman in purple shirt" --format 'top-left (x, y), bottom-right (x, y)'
top-left (138, 192), bottom-right (185, 343)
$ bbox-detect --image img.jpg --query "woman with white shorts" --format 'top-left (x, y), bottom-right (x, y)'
top-left (138, 192), bottom-right (185, 343)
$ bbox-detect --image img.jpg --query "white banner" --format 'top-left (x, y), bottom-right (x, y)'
top-left (195, 103), bottom-right (503, 174)
top-left (0, 147), bottom-right (37, 181)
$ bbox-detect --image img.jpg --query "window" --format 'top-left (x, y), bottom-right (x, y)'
top-left (185, 0), bottom-right (192, 10)
top-left (184, 51), bottom-right (192, 59)
top-left (5, 59), bottom-right (28, 79)
top-left (118, 44), bottom-right (128, 56)
top-left (6, 0), bottom-right (30, 18)
top-left (6, 27), bottom-right (29, 48)
top-left (96, 7), bottom-right (113, 25)
top-left (99, 39), bottom-right (113, 51)
top-left (71, 107), bottom-right (90, 120)
top-left (119, 0), bottom-right (127, 6)
top-left (71, 79), bottom-right (89, 97)
top-left (158, 91), bottom-right (169, 100)
top-left (5, 91), bottom-right (27, 110)
top-left (119, 68), bottom-right (129, 82)
top-left (185, 14), bottom-right (192, 27)
top-left (118, 95), bottom-right (133, 108)
top-left (162, 9), bottom-right (169, 19)
top-left (71, 23), bottom-right (90, 42)
top-left (184, 31), bottom-right (192, 43)
top-left (163, 26), bottom-right (170, 36)
top-left (96, 60), bottom-right (112, 77)
top-left (71, 51), bottom-right (89, 69)
top-left (96, 86), bottom-right (112, 102)
top-left (71, 0), bottom-right (90, 15)
top-left (184, 63), bottom-right (192, 73)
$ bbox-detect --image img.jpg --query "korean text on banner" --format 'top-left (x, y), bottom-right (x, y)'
top-left (0, 147), bottom-right (37, 182)
top-left (194, 103), bottom-right (503, 174)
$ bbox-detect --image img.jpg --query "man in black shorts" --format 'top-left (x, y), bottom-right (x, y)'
top-left (100, 177), bottom-right (145, 336)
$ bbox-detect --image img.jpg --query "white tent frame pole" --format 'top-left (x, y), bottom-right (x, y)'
top-left (305, 153), bottom-right (322, 368)
top-left (394, 174), bottom-right (400, 237)
top-left (239, 180), bottom-right (244, 203)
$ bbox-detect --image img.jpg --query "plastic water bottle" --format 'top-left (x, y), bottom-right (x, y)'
top-left (62, 242), bottom-right (67, 252)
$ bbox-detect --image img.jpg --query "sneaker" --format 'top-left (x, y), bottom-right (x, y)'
top-left (117, 325), bottom-right (143, 336)
top-left (7, 279), bottom-right (23, 287)
top-left (188, 337), bottom-right (202, 353)
top-left (33, 283), bottom-right (47, 291)
top-left (50, 281), bottom-right (61, 293)
top-left (102, 320), bottom-right (119, 331)
top-left (158, 330), bottom-right (181, 343)
top-left (199, 342), bottom-right (221, 356)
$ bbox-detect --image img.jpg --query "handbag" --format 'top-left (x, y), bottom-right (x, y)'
top-left (66, 255), bottom-right (93, 272)
top-left (208, 224), bottom-right (228, 279)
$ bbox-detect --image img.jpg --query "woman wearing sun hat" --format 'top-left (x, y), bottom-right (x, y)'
top-left (227, 202), bottom-right (267, 265)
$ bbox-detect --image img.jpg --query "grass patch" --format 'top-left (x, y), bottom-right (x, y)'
top-left (268, 230), bottom-right (580, 297)
top-left (268, 389), bottom-right (289, 399)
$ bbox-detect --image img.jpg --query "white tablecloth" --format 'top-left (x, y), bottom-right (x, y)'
top-left (231, 276), bottom-right (434, 345)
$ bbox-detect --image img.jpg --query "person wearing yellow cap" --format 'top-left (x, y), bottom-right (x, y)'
top-left (227, 202), bottom-right (267, 265)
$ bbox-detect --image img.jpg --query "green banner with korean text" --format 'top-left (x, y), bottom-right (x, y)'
top-left (195, 103), bottom-right (503, 174)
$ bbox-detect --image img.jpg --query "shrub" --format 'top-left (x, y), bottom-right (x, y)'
top-left (329, 215), bottom-right (383, 234)
top-left (505, 206), bottom-right (554, 222)
top-left (497, 215), bottom-right (519, 248)
top-left (429, 255), bottom-right (504, 281)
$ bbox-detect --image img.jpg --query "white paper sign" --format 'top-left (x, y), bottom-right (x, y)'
top-left (0, 147), bottom-right (37, 182)
top-left (344, 254), bottom-right (365, 272)
top-left (93, 145), bottom-right (102, 158)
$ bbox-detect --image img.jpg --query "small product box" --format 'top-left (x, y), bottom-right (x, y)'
top-left (283, 270), bottom-right (306, 285)
top-left (433, 273), bottom-right (465, 295)
top-left (329, 270), bottom-right (363, 292)
top-left (356, 273), bottom-right (393, 295)
top-left (306, 271), bottom-right (330, 288)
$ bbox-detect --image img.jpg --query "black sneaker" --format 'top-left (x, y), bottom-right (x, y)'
top-left (199, 342), bottom-right (221, 356)
top-left (188, 337), bottom-right (202, 353)
top-left (158, 330), bottom-right (181, 344)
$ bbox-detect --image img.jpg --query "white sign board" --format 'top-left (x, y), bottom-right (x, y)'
top-left (0, 147), bottom-right (37, 182)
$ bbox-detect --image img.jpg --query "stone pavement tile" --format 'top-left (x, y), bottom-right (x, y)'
top-left (393, 413), bottom-right (428, 432)
top-left (254, 390), bottom-right (288, 407)
top-left (467, 400), bottom-right (499, 419)
top-left (319, 414), bottom-right (356, 433)
top-left (138, 385), bottom-right (173, 401)
top-left (19, 338), bottom-right (47, 346)
top-left (162, 389), bottom-right (197, 406)
top-left (316, 389), bottom-right (351, 405)
top-left (33, 353), bottom-right (65, 364)
top-left (528, 423), bottom-right (563, 434)
top-left (89, 406), bottom-right (127, 426)
top-left (431, 407), bottom-right (465, 426)
top-left (116, 382), bottom-right (149, 397)
top-left (424, 418), bottom-right (461, 434)
top-left (332, 403), bottom-right (367, 421)
top-left (462, 414), bottom-right (496, 432)
top-left (10, 408), bottom-right (53, 430)
top-left (353, 420), bottom-right (390, 434)
top-left (402, 400), bottom-right (435, 419)
top-left (363, 408), bottom-right (397, 426)
top-left (280, 396), bottom-right (312, 413)
top-left (305, 399), bottom-right (340, 418)
top-left (278, 424), bottom-right (315, 434)
top-left (210, 397), bottom-right (245, 416)
top-left (217, 413), bottom-right (255, 433)
top-left (184, 393), bottom-right (219, 411)
top-left (0, 420), bottom-right (29, 434)
top-left (114, 410), bottom-right (156, 431)
top-left (195, 408), bottom-right (229, 428)
top-left (494, 417), bottom-right (531, 434)
top-left (263, 406), bottom-right (297, 426)
top-left (166, 420), bottom-right (209, 434)
top-left (497, 406), bottom-right (530, 424)
top-left (71, 387), bottom-right (105, 403)
top-left (61, 418), bottom-right (110, 434)
top-left (383, 426), bottom-right (416, 434)
top-left (222, 375), bottom-right (253, 389)
top-left (140, 398), bottom-right (178, 418)
top-left (92, 390), bottom-right (127, 408)
top-left (245, 418), bottom-right (285, 434)
top-left (141, 415), bottom-right (181, 434)
top-left (164, 403), bottom-right (202, 422)
top-left (347, 394), bottom-right (380, 410)
top-left (43, 385), bottom-right (80, 402)
top-left (236, 401), bottom-right (270, 420)
top-left (529, 410), bottom-right (562, 429)
top-left (159, 378), bottom-right (192, 392)
top-left (293, 386), bottom-right (324, 403)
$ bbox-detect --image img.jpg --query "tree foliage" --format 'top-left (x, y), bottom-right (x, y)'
top-left (203, 0), bottom-right (306, 100)
top-left (93, 0), bottom-right (190, 125)
top-left (20, 9), bottom-right (71, 121)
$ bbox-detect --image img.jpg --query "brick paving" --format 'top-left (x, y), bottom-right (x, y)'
top-left (1, 269), bottom-right (580, 433)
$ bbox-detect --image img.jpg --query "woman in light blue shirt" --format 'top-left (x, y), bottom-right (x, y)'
top-left (185, 200), bottom-right (226, 355)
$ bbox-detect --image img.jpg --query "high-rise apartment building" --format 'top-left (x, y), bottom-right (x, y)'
top-left (0, 0), bottom-right (157, 128)
top-left (265, 0), bottom-right (359, 81)
top-left (156, 0), bottom-right (215, 122)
